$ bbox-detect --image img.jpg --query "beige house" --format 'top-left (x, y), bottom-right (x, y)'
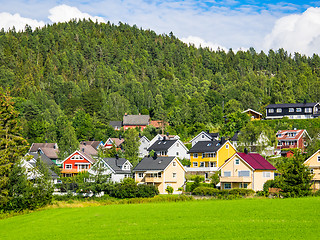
top-left (304, 150), bottom-right (320, 190)
top-left (133, 156), bottom-right (186, 194)
top-left (219, 152), bottom-right (276, 191)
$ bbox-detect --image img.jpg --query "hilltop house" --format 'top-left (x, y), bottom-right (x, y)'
top-left (147, 138), bottom-right (189, 159)
top-left (219, 151), bottom-right (276, 191)
top-left (88, 156), bottom-right (132, 182)
top-left (276, 129), bottom-right (310, 154)
top-left (133, 156), bottom-right (186, 194)
top-left (242, 109), bottom-right (263, 121)
top-left (123, 114), bottom-right (150, 130)
top-left (266, 102), bottom-right (320, 119)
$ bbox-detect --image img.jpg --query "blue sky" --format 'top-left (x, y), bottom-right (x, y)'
top-left (1, 0), bottom-right (320, 55)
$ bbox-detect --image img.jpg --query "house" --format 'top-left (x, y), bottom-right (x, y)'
top-left (88, 156), bottom-right (132, 183)
top-left (147, 138), bottom-right (189, 159)
top-left (103, 137), bottom-right (125, 149)
top-left (79, 142), bottom-right (99, 159)
top-left (265, 102), bottom-right (320, 119)
top-left (190, 131), bottom-right (219, 147)
top-left (28, 143), bottom-right (60, 166)
top-left (242, 109), bottom-right (263, 121)
top-left (148, 134), bottom-right (180, 147)
top-left (219, 151), bottom-right (277, 191)
top-left (139, 135), bottom-right (150, 158)
top-left (133, 156), bottom-right (186, 194)
top-left (187, 138), bottom-right (237, 180)
top-left (280, 150), bottom-right (294, 158)
top-left (61, 150), bottom-right (96, 177)
top-left (276, 129), bottom-right (310, 153)
top-left (80, 141), bottom-right (104, 150)
top-left (109, 121), bottom-right (123, 131)
top-left (123, 114), bottom-right (150, 130)
top-left (304, 150), bottom-right (320, 191)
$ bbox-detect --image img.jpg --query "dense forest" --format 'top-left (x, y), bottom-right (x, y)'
top-left (1, 19), bottom-right (320, 150)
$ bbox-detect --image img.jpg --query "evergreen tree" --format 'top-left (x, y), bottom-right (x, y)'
top-left (0, 91), bottom-right (29, 208)
top-left (123, 128), bottom-right (140, 166)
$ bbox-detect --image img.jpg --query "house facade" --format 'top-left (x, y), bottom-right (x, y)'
top-left (304, 150), bottom-right (320, 191)
top-left (61, 150), bottom-right (95, 177)
top-left (219, 152), bottom-right (276, 191)
top-left (147, 139), bottom-right (189, 159)
top-left (276, 129), bottom-right (310, 153)
top-left (29, 143), bottom-right (60, 166)
top-left (139, 136), bottom-right (150, 158)
top-left (266, 102), bottom-right (320, 119)
top-left (190, 131), bottom-right (219, 147)
top-left (242, 108), bottom-right (263, 121)
top-left (88, 157), bottom-right (132, 183)
top-left (133, 156), bottom-right (185, 194)
top-left (103, 137), bottom-right (125, 149)
top-left (148, 134), bottom-right (180, 148)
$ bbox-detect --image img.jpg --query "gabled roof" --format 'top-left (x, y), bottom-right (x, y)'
top-left (29, 143), bottom-right (59, 159)
top-left (80, 141), bottom-right (103, 149)
top-left (133, 156), bottom-right (176, 171)
top-left (139, 135), bottom-right (150, 142)
top-left (105, 138), bottom-right (125, 147)
top-left (102, 158), bottom-right (132, 174)
top-left (79, 143), bottom-right (98, 156)
top-left (266, 102), bottom-right (318, 108)
top-left (28, 152), bottom-right (56, 167)
top-left (276, 129), bottom-right (309, 141)
top-left (123, 115), bottom-right (150, 126)
top-left (242, 108), bottom-right (263, 116)
top-left (190, 131), bottom-right (219, 143)
top-left (304, 149), bottom-right (320, 164)
top-left (188, 139), bottom-right (227, 153)
top-left (236, 152), bottom-right (276, 170)
top-left (62, 150), bottom-right (96, 165)
top-left (147, 139), bottom-right (178, 151)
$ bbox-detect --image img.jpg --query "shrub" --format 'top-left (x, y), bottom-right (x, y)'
top-left (166, 186), bottom-right (174, 194)
top-left (192, 187), bottom-right (255, 198)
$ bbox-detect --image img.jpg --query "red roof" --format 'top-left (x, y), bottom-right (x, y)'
top-left (237, 152), bottom-right (276, 170)
top-left (276, 129), bottom-right (305, 141)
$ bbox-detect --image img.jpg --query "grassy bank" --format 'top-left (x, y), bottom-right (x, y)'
top-left (0, 197), bottom-right (319, 239)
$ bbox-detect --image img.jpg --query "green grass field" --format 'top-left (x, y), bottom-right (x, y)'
top-left (0, 197), bottom-right (319, 240)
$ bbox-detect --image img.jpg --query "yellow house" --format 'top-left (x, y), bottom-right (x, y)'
top-left (219, 152), bottom-right (276, 191)
top-left (133, 156), bottom-right (185, 194)
top-left (304, 150), bottom-right (320, 190)
top-left (188, 139), bottom-right (237, 169)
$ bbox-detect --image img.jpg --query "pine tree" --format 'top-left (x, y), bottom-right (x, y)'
top-left (123, 128), bottom-right (140, 166)
top-left (0, 91), bottom-right (29, 208)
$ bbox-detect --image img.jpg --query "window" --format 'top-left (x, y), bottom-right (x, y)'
top-left (263, 172), bottom-right (271, 178)
top-left (224, 183), bottom-right (231, 189)
top-left (226, 144), bottom-right (229, 149)
top-left (317, 156), bottom-right (320, 162)
top-left (208, 153), bottom-right (215, 158)
top-left (277, 141), bottom-right (281, 146)
top-left (202, 135), bottom-right (204, 138)
top-left (305, 108), bottom-right (312, 113)
top-left (268, 109), bottom-right (274, 113)
top-left (193, 153), bottom-right (198, 158)
top-left (78, 164), bottom-right (89, 170)
top-left (310, 169), bottom-right (314, 174)
top-left (296, 108), bottom-right (301, 112)
top-left (224, 171), bottom-right (231, 177)
top-left (173, 173), bottom-right (176, 178)
top-left (276, 108), bottom-right (282, 113)
top-left (238, 171), bottom-right (250, 177)
top-left (239, 183), bottom-right (248, 188)
top-left (173, 161), bottom-right (176, 166)
top-left (193, 162), bottom-right (198, 167)
top-left (200, 162), bottom-right (204, 167)
top-left (289, 108), bottom-right (294, 112)
top-left (210, 162), bottom-right (217, 167)
top-left (138, 173), bottom-right (143, 178)
top-left (158, 172), bottom-right (162, 178)
top-left (176, 152), bottom-right (179, 156)
top-left (65, 164), bottom-right (72, 169)
top-left (235, 159), bottom-right (240, 165)
top-left (124, 174), bottom-right (130, 178)
top-left (202, 153), bottom-right (206, 158)
top-left (177, 143), bottom-right (179, 147)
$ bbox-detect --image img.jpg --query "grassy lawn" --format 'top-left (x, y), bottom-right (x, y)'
top-left (0, 197), bottom-right (319, 240)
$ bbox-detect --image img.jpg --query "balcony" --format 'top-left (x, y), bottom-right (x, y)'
top-left (220, 176), bottom-right (252, 183)
top-left (185, 167), bottom-right (218, 172)
top-left (144, 177), bottom-right (163, 183)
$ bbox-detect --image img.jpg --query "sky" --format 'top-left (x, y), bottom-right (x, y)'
top-left (1, 0), bottom-right (320, 56)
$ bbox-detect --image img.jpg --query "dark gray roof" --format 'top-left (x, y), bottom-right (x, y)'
top-left (188, 139), bottom-right (227, 153)
top-left (123, 115), bottom-right (150, 126)
top-left (147, 139), bottom-right (177, 151)
top-left (208, 132), bottom-right (219, 138)
top-left (29, 152), bottom-right (56, 167)
top-left (266, 103), bottom-right (318, 108)
top-left (109, 121), bottom-right (123, 128)
top-left (103, 158), bottom-right (131, 174)
top-left (133, 156), bottom-right (175, 171)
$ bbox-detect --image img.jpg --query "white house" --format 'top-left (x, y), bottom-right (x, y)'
top-left (147, 139), bottom-right (190, 159)
top-left (88, 157), bottom-right (132, 183)
top-left (190, 131), bottom-right (219, 147)
top-left (148, 134), bottom-right (180, 147)
top-left (139, 135), bottom-right (150, 158)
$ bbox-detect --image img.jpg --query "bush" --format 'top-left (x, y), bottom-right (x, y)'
top-left (192, 187), bottom-right (220, 196)
top-left (136, 184), bottom-right (159, 198)
top-left (192, 187), bottom-right (255, 198)
top-left (166, 186), bottom-right (174, 194)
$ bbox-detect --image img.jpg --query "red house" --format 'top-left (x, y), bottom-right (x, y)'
top-left (122, 114), bottom-right (150, 130)
top-left (276, 129), bottom-right (310, 153)
top-left (61, 150), bottom-right (95, 177)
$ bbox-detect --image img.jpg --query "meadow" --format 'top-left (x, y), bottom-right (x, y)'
top-left (0, 197), bottom-right (319, 240)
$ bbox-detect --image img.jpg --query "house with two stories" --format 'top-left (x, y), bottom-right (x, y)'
top-left (304, 150), bottom-right (320, 191)
top-left (219, 151), bottom-right (277, 191)
top-left (28, 143), bottom-right (60, 166)
top-left (88, 156), bottom-right (132, 182)
top-left (148, 134), bottom-right (180, 147)
top-left (266, 102), bottom-right (320, 119)
top-left (187, 138), bottom-right (237, 180)
top-left (276, 129), bottom-right (310, 154)
top-left (147, 138), bottom-right (189, 160)
top-left (190, 131), bottom-right (219, 147)
top-left (133, 156), bottom-right (186, 194)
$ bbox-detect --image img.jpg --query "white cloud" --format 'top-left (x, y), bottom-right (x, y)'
top-left (0, 12), bottom-right (45, 31)
top-left (264, 7), bottom-right (320, 56)
top-left (181, 36), bottom-right (228, 51)
top-left (48, 4), bottom-right (106, 23)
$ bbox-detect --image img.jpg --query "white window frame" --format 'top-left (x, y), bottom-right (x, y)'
top-left (193, 153), bottom-right (198, 158)
top-left (193, 162), bottom-right (198, 167)
top-left (158, 172), bottom-right (162, 178)
top-left (268, 109), bottom-right (274, 113)
top-left (276, 108), bottom-right (282, 113)
top-left (65, 164), bottom-right (72, 169)
top-left (305, 108), bottom-right (312, 113)
top-left (224, 183), bottom-right (231, 189)
top-left (289, 108), bottom-right (294, 112)
top-left (238, 170), bottom-right (250, 177)
top-left (235, 159), bottom-right (240, 165)
top-left (173, 173), bottom-right (176, 178)
top-left (200, 162), bottom-right (205, 167)
top-left (173, 161), bottom-right (176, 166)
top-left (224, 171), bottom-right (231, 177)
top-left (202, 153), bottom-right (206, 158)
top-left (296, 108), bottom-right (302, 112)
top-left (317, 156), bottom-right (320, 162)
top-left (138, 173), bottom-right (143, 178)
top-left (263, 172), bottom-right (271, 178)
top-left (226, 144), bottom-right (229, 149)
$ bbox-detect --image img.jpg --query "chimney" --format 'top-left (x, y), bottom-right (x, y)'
top-left (166, 132), bottom-right (169, 137)
top-left (125, 113), bottom-right (127, 116)
top-left (221, 137), bottom-right (225, 143)
top-left (162, 136), bottom-right (166, 141)
top-left (82, 148), bottom-right (85, 152)
top-left (153, 152), bottom-right (158, 160)
top-left (244, 148), bottom-right (248, 154)
top-left (115, 154), bottom-right (119, 159)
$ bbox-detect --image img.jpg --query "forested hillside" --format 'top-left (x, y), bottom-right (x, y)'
top-left (1, 20), bottom-right (320, 147)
